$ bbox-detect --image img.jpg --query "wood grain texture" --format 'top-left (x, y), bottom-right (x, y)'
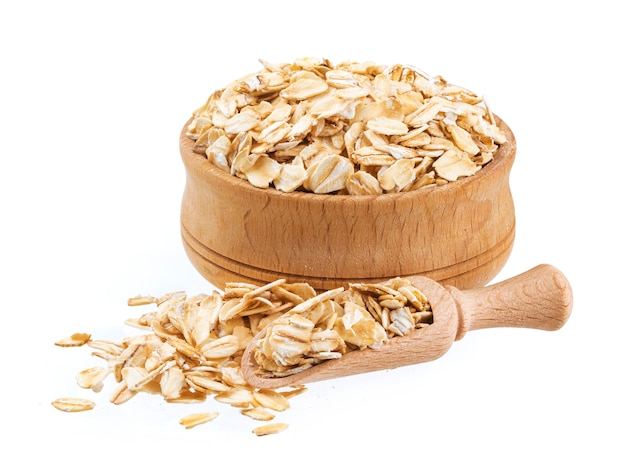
top-left (447, 263), bottom-right (574, 340)
top-left (241, 265), bottom-right (573, 389)
top-left (180, 116), bottom-right (516, 290)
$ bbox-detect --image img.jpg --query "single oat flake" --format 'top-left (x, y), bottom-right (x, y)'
top-left (54, 332), bottom-right (91, 347)
top-left (252, 422), bottom-right (289, 436)
top-left (186, 57), bottom-right (507, 194)
top-left (51, 397), bottom-right (95, 413)
top-left (179, 412), bottom-right (219, 429)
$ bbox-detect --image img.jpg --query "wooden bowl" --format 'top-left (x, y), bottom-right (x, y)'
top-left (179, 117), bottom-right (516, 291)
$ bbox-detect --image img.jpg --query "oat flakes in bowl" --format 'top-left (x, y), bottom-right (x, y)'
top-left (180, 58), bottom-right (516, 290)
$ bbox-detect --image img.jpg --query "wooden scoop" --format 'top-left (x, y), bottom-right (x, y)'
top-left (241, 264), bottom-right (573, 389)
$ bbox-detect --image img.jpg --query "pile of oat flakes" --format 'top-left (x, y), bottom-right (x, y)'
top-left (186, 57), bottom-right (507, 194)
top-left (53, 277), bottom-right (432, 435)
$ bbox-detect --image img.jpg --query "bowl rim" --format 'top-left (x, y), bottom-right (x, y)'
top-left (180, 115), bottom-right (516, 205)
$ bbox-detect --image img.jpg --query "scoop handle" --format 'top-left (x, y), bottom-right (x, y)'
top-left (446, 264), bottom-right (573, 340)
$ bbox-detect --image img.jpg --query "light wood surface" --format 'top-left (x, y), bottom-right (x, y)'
top-left (241, 264), bottom-right (573, 389)
top-left (179, 116), bottom-right (517, 291)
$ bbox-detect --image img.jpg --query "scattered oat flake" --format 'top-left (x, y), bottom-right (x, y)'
top-left (241, 407), bottom-right (275, 421)
top-left (51, 397), bottom-right (95, 413)
top-left (76, 366), bottom-right (109, 389)
top-left (214, 388), bottom-right (254, 407)
top-left (179, 412), bottom-right (219, 429)
top-left (253, 390), bottom-right (290, 412)
top-left (278, 386), bottom-right (308, 399)
top-left (127, 295), bottom-right (159, 306)
top-left (55, 333), bottom-right (91, 347)
top-left (252, 422), bottom-right (289, 436)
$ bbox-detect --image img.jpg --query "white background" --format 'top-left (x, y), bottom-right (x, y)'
top-left (2, 1), bottom-right (624, 451)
